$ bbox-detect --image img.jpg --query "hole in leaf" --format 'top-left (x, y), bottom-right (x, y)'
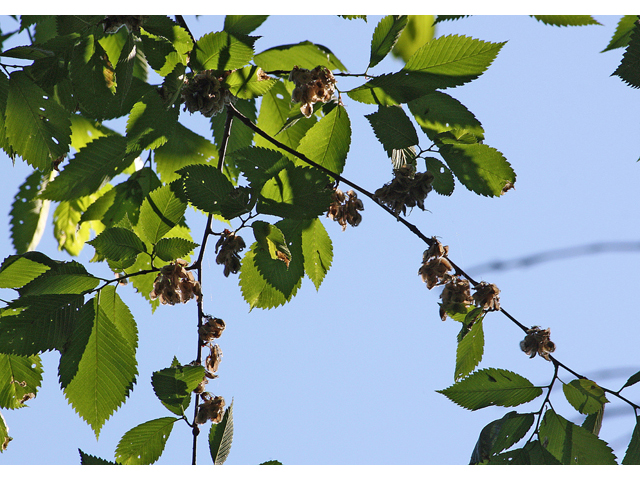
top-left (276, 93), bottom-right (284, 100)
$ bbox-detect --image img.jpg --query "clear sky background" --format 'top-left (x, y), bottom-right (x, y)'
top-left (1, 13), bottom-right (640, 466)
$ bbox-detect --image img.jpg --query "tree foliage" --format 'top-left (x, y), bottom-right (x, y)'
top-left (0, 14), bottom-right (639, 464)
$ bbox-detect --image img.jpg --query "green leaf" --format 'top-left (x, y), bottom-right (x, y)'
top-left (115, 417), bottom-right (178, 465)
top-left (223, 65), bottom-right (277, 99)
top-left (539, 409), bottom-right (617, 464)
top-left (434, 15), bottom-right (470, 25)
top-left (78, 449), bottom-right (117, 465)
top-left (5, 70), bottom-right (71, 171)
top-left (0, 353), bottom-right (43, 409)
top-left (469, 412), bottom-right (534, 464)
top-left (137, 184), bottom-right (187, 245)
top-left (425, 157), bottom-right (455, 196)
top-left (153, 123), bottom-right (217, 184)
top-left (622, 416), bottom-right (640, 465)
top-left (254, 41), bottom-right (347, 72)
top-left (0, 293), bottom-right (83, 356)
top-left (488, 440), bottom-right (561, 465)
top-left (41, 135), bottom-right (131, 201)
top-left (232, 146), bottom-right (291, 191)
top-left (151, 364), bottom-right (205, 416)
top-left (602, 15), bottom-right (638, 52)
top-left (408, 91), bottom-right (484, 141)
top-left (439, 142), bottom-right (515, 197)
top-left (260, 460), bottom-right (283, 465)
top-left (153, 237), bottom-right (199, 262)
top-left (62, 286), bottom-right (138, 438)
top-left (348, 35), bottom-right (505, 105)
top-left (139, 16), bottom-right (192, 76)
top-left (52, 197), bottom-right (93, 256)
top-left (613, 20), bottom-right (640, 89)
top-left (455, 317), bottom-right (484, 382)
top-left (622, 370), bottom-right (640, 390)
top-left (126, 90), bottom-right (179, 154)
top-left (582, 405), bottom-right (604, 436)
top-left (437, 368), bottom-right (543, 411)
top-left (296, 105), bottom-right (350, 175)
top-left (368, 15), bottom-right (408, 69)
top-left (209, 400), bottom-right (234, 465)
top-left (257, 165), bottom-right (332, 219)
top-left (0, 252), bottom-right (53, 289)
top-left (87, 227), bottom-right (147, 262)
top-left (192, 31), bottom-right (255, 72)
top-left (391, 15), bottom-right (435, 63)
top-left (240, 241), bottom-right (300, 310)
top-left (180, 164), bottom-right (252, 220)
top-left (365, 105), bottom-right (418, 157)
top-left (531, 15), bottom-right (602, 27)
top-left (252, 221), bottom-right (292, 265)
top-left (562, 379), bottom-right (609, 415)
top-left (69, 114), bottom-right (115, 151)
top-left (254, 81), bottom-right (316, 152)
top-left (224, 15), bottom-right (269, 36)
top-left (0, 70), bottom-right (14, 158)
top-left (301, 218), bottom-right (333, 290)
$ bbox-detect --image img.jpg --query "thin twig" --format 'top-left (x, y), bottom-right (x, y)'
top-left (190, 104), bottom-right (235, 466)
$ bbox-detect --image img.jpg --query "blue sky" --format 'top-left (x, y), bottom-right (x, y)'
top-left (1, 14), bottom-right (640, 466)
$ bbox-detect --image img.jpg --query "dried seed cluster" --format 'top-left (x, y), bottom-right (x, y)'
top-left (374, 165), bottom-right (434, 217)
top-left (215, 229), bottom-right (246, 277)
top-left (327, 188), bottom-right (364, 231)
top-left (193, 316), bottom-right (226, 402)
top-left (439, 277), bottom-right (473, 321)
top-left (520, 326), bottom-right (556, 361)
top-left (181, 70), bottom-right (236, 117)
top-left (289, 65), bottom-right (337, 118)
top-left (419, 238), bottom-right (501, 321)
top-left (472, 281), bottom-right (501, 311)
top-left (150, 259), bottom-right (202, 305)
top-left (196, 393), bottom-right (225, 424)
top-left (418, 238), bottom-right (453, 290)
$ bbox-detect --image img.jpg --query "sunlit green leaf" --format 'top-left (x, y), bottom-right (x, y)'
top-left (408, 91), bottom-right (484, 142)
top-left (223, 65), bottom-right (277, 99)
top-left (252, 220), bottom-right (292, 265)
top-left (209, 400), bottom-right (234, 465)
top-left (0, 353), bottom-right (42, 409)
top-left (455, 317), bottom-right (484, 382)
top-left (531, 15), bottom-right (602, 27)
top-left (437, 368), bottom-right (543, 410)
top-left (562, 379), bottom-right (609, 415)
top-left (232, 146), bottom-right (291, 191)
top-left (151, 363), bottom-right (205, 416)
top-left (137, 184), bottom-right (187, 245)
top-left (439, 142), bottom-right (515, 197)
top-left (425, 157), bottom-right (455, 196)
top-left (0, 253), bottom-right (52, 289)
top-left (62, 286), bottom-right (138, 438)
top-left (153, 237), bottom-right (199, 262)
top-left (115, 417), bottom-right (178, 465)
top-left (224, 15), bottom-right (269, 36)
top-left (192, 31), bottom-right (255, 72)
top-left (602, 15), bottom-right (638, 52)
top-left (368, 15), bottom-right (408, 69)
top-left (257, 165), bottom-right (332, 219)
top-left (539, 409), bottom-right (617, 464)
top-left (126, 90), bottom-right (180, 154)
top-left (88, 227), bottom-right (147, 262)
top-left (5, 70), bottom-right (71, 172)
top-left (254, 41), bottom-right (347, 72)
top-left (53, 197), bottom-right (93, 256)
top-left (392, 15), bottom-right (435, 63)
top-left (301, 218), bottom-right (333, 290)
top-left (42, 135), bottom-right (130, 201)
top-left (9, 170), bottom-right (52, 254)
